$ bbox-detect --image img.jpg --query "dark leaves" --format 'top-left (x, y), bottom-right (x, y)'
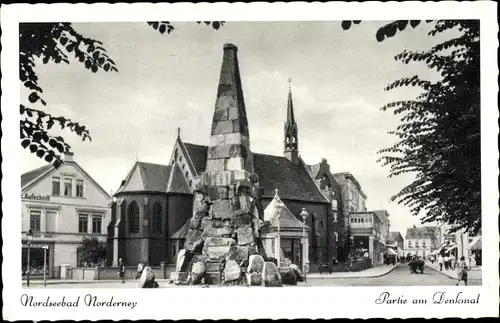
top-left (341, 21), bottom-right (352, 30)
top-left (377, 20), bottom-right (480, 233)
top-left (375, 20), bottom-right (432, 42)
top-left (28, 92), bottom-right (39, 103)
top-left (148, 21), bottom-right (175, 34)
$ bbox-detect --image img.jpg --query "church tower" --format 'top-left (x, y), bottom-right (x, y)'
top-left (284, 79), bottom-right (299, 164)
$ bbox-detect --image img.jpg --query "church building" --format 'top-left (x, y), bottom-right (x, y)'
top-left (107, 44), bottom-right (341, 270)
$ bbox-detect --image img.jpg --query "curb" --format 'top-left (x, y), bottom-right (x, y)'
top-left (307, 264), bottom-right (398, 280)
top-left (425, 264), bottom-right (458, 280)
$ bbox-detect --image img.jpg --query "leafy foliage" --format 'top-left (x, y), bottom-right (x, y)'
top-left (345, 20), bottom-right (480, 233)
top-left (78, 236), bottom-right (107, 266)
top-left (20, 22), bottom-right (224, 167)
top-left (20, 23), bottom-right (118, 167)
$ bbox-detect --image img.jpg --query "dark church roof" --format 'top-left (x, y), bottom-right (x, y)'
top-left (182, 143), bottom-right (208, 175)
top-left (183, 143), bottom-right (328, 204)
top-left (115, 161), bottom-right (191, 195)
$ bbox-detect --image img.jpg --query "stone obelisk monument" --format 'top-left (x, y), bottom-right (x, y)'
top-left (175, 44), bottom-right (262, 285)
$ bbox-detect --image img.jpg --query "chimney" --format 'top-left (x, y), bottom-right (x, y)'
top-left (64, 152), bottom-right (74, 162)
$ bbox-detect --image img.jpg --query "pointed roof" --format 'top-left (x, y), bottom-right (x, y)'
top-left (21, 164), bottom-right (53, 187)
top-left (264, 190), bottom-right (310, 230)
top-left (115, 161), bottom-right (190, 195)
top-left (167, 162), bottom-right (192, 194)
top-left (211, 43), bottom-right (249, 137)
top-left (182, 142), bottom-right (207, 177)
top-left (285, 87), bottom-right (296, 129)
top-left (21, 158), bottom-right (111, 199)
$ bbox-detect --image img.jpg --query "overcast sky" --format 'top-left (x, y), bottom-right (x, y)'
top-left (21, 21), bottom-right (453, 234)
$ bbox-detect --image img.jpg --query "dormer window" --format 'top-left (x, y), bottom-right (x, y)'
top-left (52, 177), bottom-right (60, 196)
top-left (64, 178), bottom-right (72, 197)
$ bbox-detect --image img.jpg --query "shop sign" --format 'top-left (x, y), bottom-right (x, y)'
top-left (22, 243), bottom-right (49, 249)
top-left (22, 193), bottom-right (50, 201)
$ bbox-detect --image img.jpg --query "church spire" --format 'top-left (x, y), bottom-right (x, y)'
top-left (284, 78), bottom-right (299, 164)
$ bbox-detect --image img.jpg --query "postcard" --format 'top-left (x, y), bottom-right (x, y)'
top-left (1, 2), bottom-right (498, 320)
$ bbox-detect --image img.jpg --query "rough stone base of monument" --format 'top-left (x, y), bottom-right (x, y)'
top-left (281, 270), bottom-right (298, 285)
top-left (205, 272), bottom-right (223, 285)
top-left (263, 261), bottom-right (282, 287)
top-left (138, 266), bottom-right (158, 288)
top-left (246, 273), bottom-right (262, 286)
top-left (191, 273), bottom-right (205, 285)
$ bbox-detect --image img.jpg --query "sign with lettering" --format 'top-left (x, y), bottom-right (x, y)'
top-left (22, 193), bottom-right (50, 201)
top-left (22, 244), bottom-right (49, 249)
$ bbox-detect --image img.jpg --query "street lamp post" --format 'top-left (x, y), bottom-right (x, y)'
top-left (350, 235), bottom-right (354, 259)
top-left (300, 208), bottom-right (309, 282)
top-left (26, 229), bottom-right (33, 287)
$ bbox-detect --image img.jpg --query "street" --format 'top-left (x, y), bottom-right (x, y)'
top-left (304, 264), bottom-right (482, 286)
top-left (26, 265), bottom-right (481, 288)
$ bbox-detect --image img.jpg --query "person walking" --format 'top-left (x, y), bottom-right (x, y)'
top-left (135, 261), bottom-right (144, 280)
top-left (437, 254), bottom-right (444, 271)
top-left (430, 255), bottom-right (435, 264)
top-left (449, 253), bottom-right (456, 270)
top-left (118, 258), bottom-right (125, 284)
top-left (443, 254), bottom-right (449, 270)
top-left (456, 256), bottom-right (468, 286)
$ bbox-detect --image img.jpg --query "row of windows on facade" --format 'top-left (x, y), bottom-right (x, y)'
top-left (126, 201), bottom-right (163, 234)
top-left (52, 177), bottom-right (84, 197)
top-left (350, 217), bottom-right (372, 224)
top-left (29, 210), bottom-right (103, 234)
top-left (407, 242), bottom-right (428, 248)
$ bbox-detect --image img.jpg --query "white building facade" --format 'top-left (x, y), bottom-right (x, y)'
top-left (21, 153), bottom-right (111, 277)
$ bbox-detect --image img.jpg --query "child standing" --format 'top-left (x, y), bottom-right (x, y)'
top-left (456, 256), bottom-right (468, 286)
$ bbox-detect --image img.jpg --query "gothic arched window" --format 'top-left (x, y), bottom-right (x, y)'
top-left (128, 201), bottom-right (140, 233)
top-left (152, 202), bottom-right (162, 234)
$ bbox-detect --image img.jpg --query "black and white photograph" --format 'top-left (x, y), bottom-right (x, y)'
top-left (2, 2), bottom-right (498, 320)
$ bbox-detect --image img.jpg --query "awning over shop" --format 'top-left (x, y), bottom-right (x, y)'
top-left (469, 236), bottom-right (482, 250)
top-left (386, 248), bottom-right (397, 256)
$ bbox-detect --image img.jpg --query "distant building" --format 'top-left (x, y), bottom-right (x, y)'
top-left (388, 231), bottom-right (404, 257)
top-left (349, 211), bottom-right (385, 266)
top-left (372, 210), bottom-right (390, 246)
top-left (332, 172), bottom-right (368, 261)
top-left (21, 152), bottom-right (111, 277)
top-left (404, 225), bottom-right (440, 258)
top-left (305, 158), bottom-right (343, 261)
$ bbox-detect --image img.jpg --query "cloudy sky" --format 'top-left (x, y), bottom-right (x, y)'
top-left (21, 21), bottom-right (452, 234)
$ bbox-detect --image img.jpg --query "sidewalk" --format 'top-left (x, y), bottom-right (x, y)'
top-left (425, 262), bottom-right (482, 280)
top-left (26, 265), bottom-right (398, 285)
top-left (23, 278), bottom-right (171, 285)
top-left (307, 264), bottom-right (398, 279)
